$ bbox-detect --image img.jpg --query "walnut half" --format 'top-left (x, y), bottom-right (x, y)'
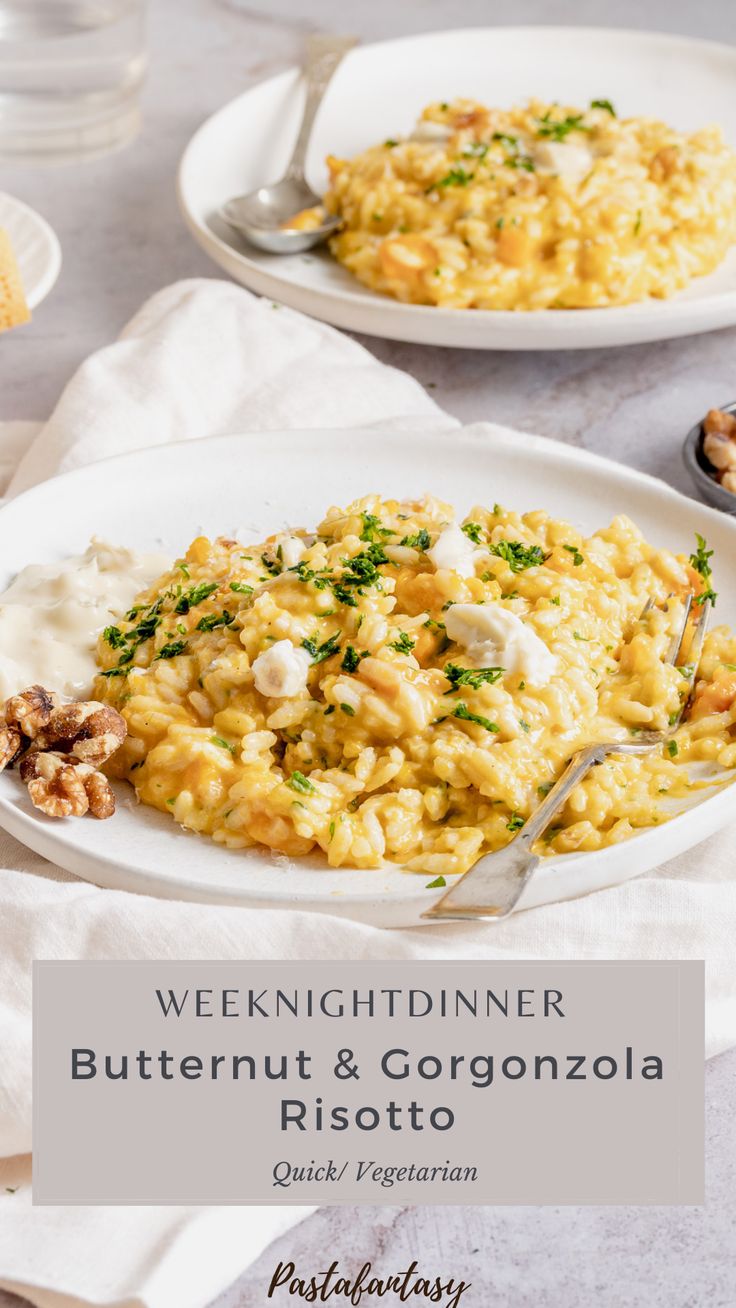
top-left (0, 685), bottom-right (126, 821)
top-left (33, 701), bottom-right (126, 768)
top-left (19, 752), bottom-right (116, 820)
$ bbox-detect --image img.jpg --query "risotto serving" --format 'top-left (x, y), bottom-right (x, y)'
top-left (323, 98), bottom-right (736, 310)
top-left (94, 496), bottom-right (736, 877)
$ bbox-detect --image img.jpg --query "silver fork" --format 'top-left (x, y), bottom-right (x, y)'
top-left (422, 594), bottom-right (712, 923)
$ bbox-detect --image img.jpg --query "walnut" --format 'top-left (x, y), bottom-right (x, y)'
top-left (20, 752), bottom-right (90, 818)
top-left (4, 685), bottom-right (58, 739)
top-left (0, 686), bottom-right (125, 819)
top-left (33, 701), bottom-right (126, 767)
top-left (19, 752), bottom-right (116, 820)
top-left (0, 723), bottom-right (22, 773)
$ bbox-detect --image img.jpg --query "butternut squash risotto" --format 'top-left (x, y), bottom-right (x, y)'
top-left (94, 496), bottom-right (736, 876)
top-left (323, 99), bottom-right (736, 310)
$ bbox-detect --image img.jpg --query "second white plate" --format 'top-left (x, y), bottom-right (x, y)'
top-left (0, 192), bottom-right (61, 310)
top-left (0, 425), bottom-right (734, 925)
top-left (178, 26), bottom-right (736, 351)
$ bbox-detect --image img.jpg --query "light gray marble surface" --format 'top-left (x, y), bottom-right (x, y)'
top-left (1, 0), bottom-right (734, 1304)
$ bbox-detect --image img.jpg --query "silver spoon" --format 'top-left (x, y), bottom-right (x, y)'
top-left (219, 34), bottom-right (357, 254)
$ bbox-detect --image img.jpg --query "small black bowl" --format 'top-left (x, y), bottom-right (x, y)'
top-left (683, 400), bottom-right (736, 516)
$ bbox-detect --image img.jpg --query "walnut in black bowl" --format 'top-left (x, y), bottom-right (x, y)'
top-left (683, 402), bottom-right (736, 515)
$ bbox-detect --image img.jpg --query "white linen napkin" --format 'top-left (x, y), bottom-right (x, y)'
top-left (1, 279), bottom-right (734, 1308)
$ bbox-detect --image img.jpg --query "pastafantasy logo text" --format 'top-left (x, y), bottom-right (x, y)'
top-left (267, 1259), bottom-right (470, 1308)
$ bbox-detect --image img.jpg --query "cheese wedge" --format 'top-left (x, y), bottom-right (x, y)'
top-left (0, 228), bottom-right (30, 332)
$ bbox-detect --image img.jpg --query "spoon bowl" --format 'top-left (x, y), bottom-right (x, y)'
top-left (219, 34), bottom-right (356, 256)
top-left (220, 178), bottom-right (342, 255)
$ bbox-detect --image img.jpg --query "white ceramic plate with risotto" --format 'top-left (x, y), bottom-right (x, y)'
top-left (178, 26), bottom-right (736, 351)
top-left (0, 426), bottom-right (735, 924)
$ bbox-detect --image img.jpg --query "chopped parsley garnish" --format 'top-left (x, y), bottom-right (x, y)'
top-left (462, 141), bottom-right (488, 159)
top-left (360, 512), bottom-right (392, 543)
top-left (537, 781), bottom-right (554, 797)
top-left (506, 812), bottom-right (525, 832)
top-left (504, 154), bottom-right (536, 172)
top-left (634, 209), bottom-right (642, 236)
top-left (519, 719), bottom-right (531, 732)
top-left (260, 552), bottom-right (282, 576)
top-left (384, 138), bottom-right (398, 148)
top-left (341, 645), bottom-right (366, 673)
top-left (424, 617), bottom-right (450, 653)
top-left (332, 584), bottom-right (359, 608)
top-left (175, 582), bottom-right (217, 614)
top-left (689, 533), bottom-right (717, 606)
top-left (426, 875), bottom-right (447, 889)
top-left (563, 544), bottom-right (584, 567)
top-left (103, 625), bottom-right (126, 650)
top-left (444, 663), bottom-right (504, 692)
top-left (427, 166), bottom-right (475, 191)
top-left (177, 561), bottom-right (190, 579)
top-left (537, 111), bottom-right (590, 141)
top-left (590, 98), bottom-right (616, 116)
top-left (461, 521), bottom-right (484, 544)
top-left (302, 632), bottom-right (341, 664)
top-left (338, 544), bottom-right (390, 596)
top-left (340, 702), bottom-right (356, 716)
top-left (573, 631), bottom-right (589, 642)
top-left (287, 771), bottom-right (315, 795)
top-left (155, 639), bottom-right (188, 661)
top-left (491, 130), bottom-right (536, 171)
top-left (667, 740), bottom-right (679, 758)
top-left (196, 610), bottom-right (234, 632)
top-left (399, 528), bottom-right (431, 551)
top-left (210, 735), bottom-right (236, 755)
top-left (230, 581), bottom-right (254, 595)
top-left (489, 540), bottom-right (547, 572)
top-left (389, 632), bottom-right (416, 655)
top-left (453, 703), bottom-right (499, 733)
top-left (492, 132), bottom-right (518, 149)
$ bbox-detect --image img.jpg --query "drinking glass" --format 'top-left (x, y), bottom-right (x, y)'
top-left (0, 0), bottom-right (147, 161)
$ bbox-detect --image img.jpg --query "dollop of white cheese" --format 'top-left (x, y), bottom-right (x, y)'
top-left (410, 120), bottom-right (453, 144)
top-left (445, 603), bottom-right (558, 685)
top-left (0, 539), bottom-right (171, 701)
top-left (277, 536), bottom-right (306, 569)
top-left (252, 640), bottom-right (311, 698)
top-left (532, 140), bottom-right (593, 181)
top-left (428, 522), bottom-right (477, 579)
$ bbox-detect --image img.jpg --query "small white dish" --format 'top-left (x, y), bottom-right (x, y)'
top-left (0, 192), bottom-right (61, 310)
top-left (0, 425), bottom-right (734, 926)
top-left (178, 26), bottom-right (736, 351)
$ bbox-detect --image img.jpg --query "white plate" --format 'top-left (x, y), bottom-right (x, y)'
top-left (0, 426), bottom-right (734, 925)
top-left (0, 192), bottom-right (61, 311)
top-left (178, 26), bottom-right (736, 351)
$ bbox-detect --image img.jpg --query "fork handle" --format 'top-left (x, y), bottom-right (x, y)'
top-left (285, 35), bottom-right (358, 182)
top-left (422, 742), bottom-right (610, 922)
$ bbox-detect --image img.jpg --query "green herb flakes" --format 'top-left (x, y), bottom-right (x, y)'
top-left (689, 533), bottom-right (717, 606)
top-left (489, 540), bottom-right (546, 572)
top-left (444, 663), bottom-right (504, 692)
top-left (288, 771), bottom-right (315, 795)
top-left (389, 632), bottom-right (416, 655)
top-left (453, 703), bottom-right (499, 733)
